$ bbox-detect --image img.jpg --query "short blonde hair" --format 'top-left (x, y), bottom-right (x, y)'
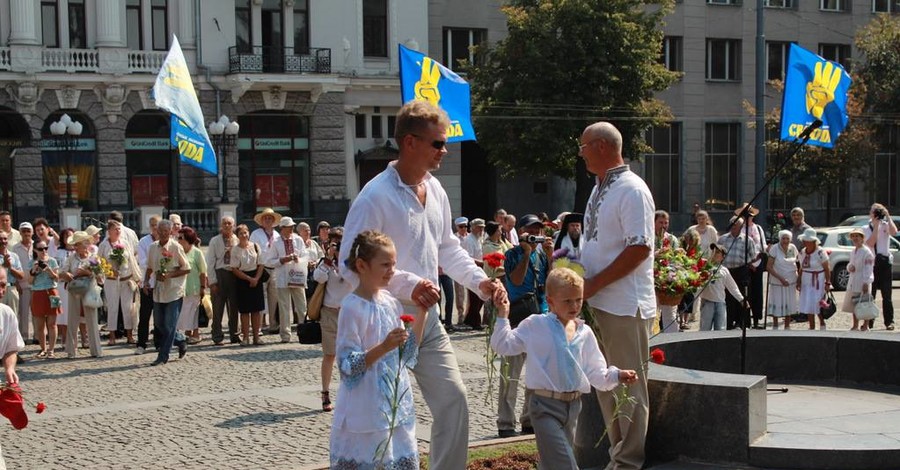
top-left (546, 267), bottom-right (584, 298)
top-left (394, 101), bottom-right (450, 142)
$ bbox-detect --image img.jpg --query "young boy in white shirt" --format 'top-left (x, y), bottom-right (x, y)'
top-left (491, 267), bottom-right (637, 470)
top-left (699, 243), bottom-right (747, 331)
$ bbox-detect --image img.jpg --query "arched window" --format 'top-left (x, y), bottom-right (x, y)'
top-left (40, 110), bottom-right (97, 218)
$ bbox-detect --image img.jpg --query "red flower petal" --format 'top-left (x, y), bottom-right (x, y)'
top-left (650, 348), bottom-right (666, 365)
top-left (35, 402), bottom-right (47, 414)
top-left (399, 314), bottom-right (416, 324)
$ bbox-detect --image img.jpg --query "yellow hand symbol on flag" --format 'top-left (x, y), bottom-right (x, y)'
top-left (414, 57), bottom-right (441, 107)
top-left (805, 61), bottom-right (842, 120)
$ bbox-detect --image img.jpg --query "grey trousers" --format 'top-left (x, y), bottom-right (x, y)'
top-left (497, 352), bottom-right (531, 431)
top-left (408, 302), bottom-right (469, 470)
top-left (530, 393), bottom-right (581, 470)
top-left (591, 307), bottom-right (651, 470)
top-left (211, 269), bottom-right (239, 342)
top-left (66, 293), bottom-right (102, 358)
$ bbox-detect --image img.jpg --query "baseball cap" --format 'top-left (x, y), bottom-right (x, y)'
top-left (518, 214), bottom-right (542, 228)
top-left (18, 222), bottom-right (32, 231)
top-left (454, 217), bottom-right (469, 226)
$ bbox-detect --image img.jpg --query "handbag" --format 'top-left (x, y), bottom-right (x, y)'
top-left (820, 291), bottom-right (837, 320)
top-left (509, 292), bottom-right (540, 327)
top-left (68, 277), bottom-right (92, 296)
top-left (298, 318), bottom-right (322, 344)
top-left (83, 283), bottom-right (104, 309)
top-left (307, 281), bottom-right (326, 321)
top-left (854, 293), bottom-right (880, 321)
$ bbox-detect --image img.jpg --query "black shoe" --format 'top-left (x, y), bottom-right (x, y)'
top-left (520, 426), bottom-right (534, 435)
top-left (150, 360), bottom-right (166, 366)
top-left (177, 341), bottom-right (187, 359)
top-left (230, 337), bottom-right (242, 344)
top-left (498, 429), bottom-right (519, 438)
top-left (445, 325), bottom-right (456, 333)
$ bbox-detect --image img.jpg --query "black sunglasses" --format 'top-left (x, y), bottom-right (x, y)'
top-left (411, 134), bottom-right (446, 150)
top-left (34, 247), bottom-right (47, 251)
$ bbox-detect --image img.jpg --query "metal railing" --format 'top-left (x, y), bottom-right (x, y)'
top-left (228, 46), bottom-right (331, 74)
top-left (0, 48), bottom-right (11, 71)
top-left (127, 50), bottom-right (167, 73)
top-left (168, 209), bottom-right (219, 234)
top-left (42, 48), bottom-right (100, 72)
top-left (80, 210), bottom-right (141, 230)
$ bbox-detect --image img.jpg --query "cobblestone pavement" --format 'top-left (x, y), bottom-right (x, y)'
top-left (3, 287), bottom-right (897, 469)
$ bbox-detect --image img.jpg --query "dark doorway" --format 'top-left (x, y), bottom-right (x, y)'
top-left (0, 107), bottom-right (30, 217)
top-left (261, 1), bottom-right (283, 72)
top-left (460, 141), bottom-right (495, 220)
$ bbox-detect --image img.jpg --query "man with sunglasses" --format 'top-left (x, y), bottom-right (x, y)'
top-left (340, 100), bottom-right (504, 469)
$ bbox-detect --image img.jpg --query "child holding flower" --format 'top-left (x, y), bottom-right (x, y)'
top-left (330, 231), bottom-right (426, 468)
top-left (491, 267), bottom-right (637, 470)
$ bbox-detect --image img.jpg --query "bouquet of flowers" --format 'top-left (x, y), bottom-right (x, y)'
top-left (159, 249), bottom-right (174, 276)
top-left (653, 238), bottom-right (713, 304)
top-left (481, 252), bottom-right (506, 405)
top-left (543, 221), bottom-right (558, 238)
top-left (84, 257), bottom-right (114, 278)
top-left (108, 243), bottom-right (127, 267)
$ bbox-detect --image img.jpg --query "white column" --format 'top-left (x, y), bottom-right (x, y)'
top-left (283, 2), bottom-right (294, 49)
top-left (58, 0), bottom-right (70, 49)
top-left (95, 0), bottom-right (124, 47)
top-left (9, 0), bottom-right (39, 45)
top-left (251, 1), bottom-right (262, 48)
top-left (176, 0), bottom-right (195, 49)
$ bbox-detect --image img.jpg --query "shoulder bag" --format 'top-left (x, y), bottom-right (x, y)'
top-left (854, 293), bottom-right (880, 321)
top-left (253, 243), bottom-right (271, 283)
top-left (820, 291), bottom-right (837, 320)
top-left (67, 276), bottom-right (93, 296)
top-left (307, 281), bottom-right (326, 321)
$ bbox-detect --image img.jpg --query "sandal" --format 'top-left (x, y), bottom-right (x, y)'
top-left (321, 391), bottom-right (334, 412)
top-left (47, 351), bottom-right (55, 359)
top-left (36, 350), bottom-right (47, 359)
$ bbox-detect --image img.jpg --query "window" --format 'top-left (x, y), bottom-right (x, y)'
top-left (371, 115), bottom-right (382, 139)
top-left (151, 0), bottom-right (168, 51)
top-left (293, 0), bottom-right (309, 53)
top-left (707, 0), bottom-right (741, 4)
top-left (235, 0), bottom-right (252, 53)
top-left (41, 1), bottom-right (59, 48)
top-left (363, 0), bottom-right (388, 57)
top-left (706, 39), bottom-right (740, 81)
top-left (68, 0), bottom-right (86, 48)
top-left (126, 0), bottom-right (142, 50)
top-left (873, 0), bottom-right (900, 12)
top-left (818, 43), bottom-right (851, 69)
top-left (704, 123), bottom-right (740, 211)
top-left (874, 127), bottom-right (900, 206)
top-left (443, 28), bottom-right (487, 72)
top-left (765, 0), bottom-right (796, 7)
top-left (387, 116), bottom-right (396, 138)
top-left (661, 36), bottom-right (682, 72)
top-left (820, 0), bottom-right (849, 11)
top-left (766, 41), bottom-right (792, 81)
top-left (355, 114), bottom-right (367, 138)
top-left (643, 124), bottom-right (681, 212)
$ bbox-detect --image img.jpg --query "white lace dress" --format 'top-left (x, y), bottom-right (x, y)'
top-left (798, 248), bottom-right (829, 315)
top-left (766, 244), bottom-right (798, 318)
top-left (330, 291), bottom-right (419, 470)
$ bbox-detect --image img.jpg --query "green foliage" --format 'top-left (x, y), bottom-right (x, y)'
top-left (468, 0), bottom-right (679, 178)
top-left (856, 15), bottom-right (900, 122)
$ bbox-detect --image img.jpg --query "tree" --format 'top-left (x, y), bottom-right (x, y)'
top-left (743, 80), bottom-right (876, 224)
top-left (468, 0), bottom-right (679, 209)
top-left (856, 15), bottom-right (900, 119)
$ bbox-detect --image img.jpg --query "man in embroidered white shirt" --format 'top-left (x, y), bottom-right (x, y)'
top-left (250, 208), bottom-right (282, 334)
top-left (579, 121), bottom-right (655, 470)
top-left (206, 216), bottom-right (240, 345)
top-left (340, 101), bottom-right (503, 469)
top-left (264, 217), bottom-right (308, 343)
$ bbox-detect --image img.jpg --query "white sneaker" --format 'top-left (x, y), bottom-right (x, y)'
top-left (819, 324), bottom-right (827, 330)
top-left (134, 347), bottom-right (145, 355)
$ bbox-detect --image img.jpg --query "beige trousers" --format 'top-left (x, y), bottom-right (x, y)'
top-left (66, 292), bottom-right (103, 358)
top-left (497, 352), bottom-right (531, 431)
top-left (591, 307), bottom-right (651, 470)
top-left (276, 286), bottom-right (306, 341)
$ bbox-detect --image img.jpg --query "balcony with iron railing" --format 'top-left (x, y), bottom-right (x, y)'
top-left (228, 46), bottom-right (331, 74)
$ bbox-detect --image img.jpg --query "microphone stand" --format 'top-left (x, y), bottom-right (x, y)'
top-left (727, 119), bottom-right (822, 375)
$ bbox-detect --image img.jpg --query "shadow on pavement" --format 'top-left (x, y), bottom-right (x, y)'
top-left (215, 409), bottom-right (322, 428)
top-left (215, 348), bottom-right (323, 362)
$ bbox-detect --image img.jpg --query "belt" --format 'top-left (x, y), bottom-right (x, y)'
top-left (107, 276), bottom-right (134, 281)
top-left (528, 388), bottom-right (582, 402)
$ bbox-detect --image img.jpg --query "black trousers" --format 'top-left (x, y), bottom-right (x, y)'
top-left (725, 266), bottom-right (750, 330)
top-left (749, 262), bottom-right (765, 324)
top-left (438, 274), bottom-right (454, 327)
top-left (137, 288), bottom-right (160, 349)
top-left (873, 260), bottom-right (894, 326)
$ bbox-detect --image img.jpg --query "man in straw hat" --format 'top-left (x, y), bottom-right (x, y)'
top-left (251, 208), bottom-right (282, 334)
top-left (264, 217), bottom-right (307, 342)
top-left (340, 101), bottom-right (503, 468)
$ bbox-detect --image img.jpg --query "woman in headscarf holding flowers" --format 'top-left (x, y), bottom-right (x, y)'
top-left (98, 220), bottom-right (139, 345)
top-left (59, 231), bottom-right (104, 358)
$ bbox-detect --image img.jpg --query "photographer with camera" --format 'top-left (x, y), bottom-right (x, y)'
top-left (864, 203), bottom-right (898, 330)
top-left (312, 227), bottom-right (350, 412)
top-left (495, 213), bottom-right (551, 438)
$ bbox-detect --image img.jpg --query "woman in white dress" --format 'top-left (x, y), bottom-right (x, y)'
top-left (687, 210), bottom-right (717, 322)
top-left (797, 228), bottom-right (831, 330)
top-left (842, 228), bottom-right (874, 331)
top-left (330, 231), bottom-right (426, 469)
top-left (766, 230), bottom-right (799, 330)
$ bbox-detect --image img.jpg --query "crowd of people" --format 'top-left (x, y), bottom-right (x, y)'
top-left (2, 100), bottom-right (897, 470)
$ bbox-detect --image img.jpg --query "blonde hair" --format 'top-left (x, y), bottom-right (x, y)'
top-left (394, 101), bottom-right (450, 142)
top-left (235, 224), bottom-right (250, 236)
top-left (546, 267), bottom-right (584, 298)
top-left (345, 230), bottom-right (394, 273)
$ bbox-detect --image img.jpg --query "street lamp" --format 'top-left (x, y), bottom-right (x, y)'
top-left (49, 114), bottom-right (83, 208)
top-left (208, 115), bottom-right (239, 203)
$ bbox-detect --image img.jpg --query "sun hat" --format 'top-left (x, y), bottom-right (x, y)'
top-left (709, 242), bottom-right (727, 255)
top-left (85, 225), bottom-right (101, 237)
top-left (454, 217), bottom-right (469, 226)
top-left (67, 231), bottom-right (92, 246)
top-left (254, 208), bottom-right (282, 225)
top-left (798, 228), bottom-right (819, 243)
top-left (849, 228), bottom-right (866, 238)
top-left (278, 217), bottom-right (297, 228)
top-left (733, 203), bottom-right (760, 217)
top-left (471, 218), bottom-right (485, 227)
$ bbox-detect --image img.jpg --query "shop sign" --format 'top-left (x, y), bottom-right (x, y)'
top-left (125, 138), bottom-right (171, 150)
top-left (41, 138), bottom-right (97, 151)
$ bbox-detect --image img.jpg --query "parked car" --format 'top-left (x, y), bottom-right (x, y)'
top-left (814, 227), bottom-right (900, 291)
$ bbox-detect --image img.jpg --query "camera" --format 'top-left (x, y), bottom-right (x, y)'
top-left (37, 260), bottom-right (47, 269)
top-left (874, 208), bottom-right (887, 220)
top-left (525, 235), bottom-right (547, 244)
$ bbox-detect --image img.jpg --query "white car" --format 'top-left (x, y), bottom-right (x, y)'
top-left (814, 227), bottom-right (900, 291)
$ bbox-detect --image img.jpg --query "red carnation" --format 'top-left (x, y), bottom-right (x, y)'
top-left (662, 237), bottom-right (670, 248)
top-left (484, 252), bottom-right (506, 269)
top-left (660, 259), bottom-right (669, 267)
top-left (650, 348), bottom-right (666, 365)
top-left (687, 248), bottom-right (696, 258)
top-left (697, 258), bottom-right (707, 269)
top-left (399, 314), bottom-right (415, 325)
top-left (35, 402), bottom-right (47, 414)
top-left (777, 212), bottom-right (785, 219)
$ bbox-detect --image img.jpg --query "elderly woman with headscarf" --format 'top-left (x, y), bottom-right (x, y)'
top-left (797, 228), bottom-right (830, 330)
top-left (766, 230), bottom-right (799, 330)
